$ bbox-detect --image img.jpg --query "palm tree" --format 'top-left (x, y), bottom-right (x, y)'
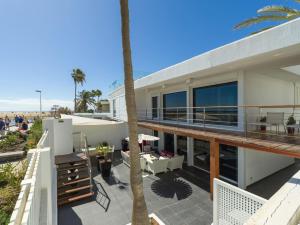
top-left (91, 89), bottom-right (102, 112)
top-left (235, 0), bottom-right (300, 33)
top-left (76, 90), bottom-right (95, 112)
top-left (71, 68), bottom-right (86, 112)
top-left (119, 0), bottom-right (149, 224)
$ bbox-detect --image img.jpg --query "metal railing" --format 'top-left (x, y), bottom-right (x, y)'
top-left (137, 105), bottom-right (300, 143)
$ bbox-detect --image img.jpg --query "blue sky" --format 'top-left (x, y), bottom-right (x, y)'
top-left (0, 0), bottom-right (297, 111)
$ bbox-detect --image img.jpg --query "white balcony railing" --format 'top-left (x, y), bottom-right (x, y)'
top-left (9, 130), bottom-right (56, 225)
top-left (213, 178), bottom-right (267, 225)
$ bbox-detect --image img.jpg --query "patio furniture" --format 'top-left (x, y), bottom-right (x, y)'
top-left (167, 155), bottom-right (184, 171)
top-left (146, 158), bottom-right (169, 175)
top-left (121, 150), bottom-right (130, 167)
top-left (286, 121), bottom-right (300, 133)
top-left (121, 150), bottom-right (147, 171)
top-left (255, 112), bottom-right (285, 133)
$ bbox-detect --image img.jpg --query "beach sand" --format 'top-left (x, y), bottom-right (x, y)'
top-left (0, 111), bottom-right (51, 119)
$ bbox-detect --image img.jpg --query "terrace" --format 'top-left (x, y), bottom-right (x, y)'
top-left (8, 118), bottom-right (300, 225)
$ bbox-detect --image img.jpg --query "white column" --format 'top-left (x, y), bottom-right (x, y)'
top-left (238, 71), bottom-right (245, 131)
top-left (238, 147), bottom-right (246, 189)
top-left (174, 134), bottom-right (177, 155)
top-left (187, 137), bottom-right (194, 166)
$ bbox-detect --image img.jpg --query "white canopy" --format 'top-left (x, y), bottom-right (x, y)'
top-left (126, 134), bottom-right (160, 144)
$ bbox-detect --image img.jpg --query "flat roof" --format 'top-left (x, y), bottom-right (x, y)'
top-left (61, 115), bottom-right (122, 126)
top-left (110, 18), bottom-right (300, 95)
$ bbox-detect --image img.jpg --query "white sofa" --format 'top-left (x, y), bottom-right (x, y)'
top-left (146, 158), bottom-right (169, 175)
top-left (167, 155), bottom-right (184, 171)
top-left (121, 151), bottom-right (146, 171)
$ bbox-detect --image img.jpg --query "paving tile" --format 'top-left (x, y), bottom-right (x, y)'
top-left (58, 155), bottom-right (213, 225)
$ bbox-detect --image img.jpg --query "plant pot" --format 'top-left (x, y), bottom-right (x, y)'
top-left (260, 125), bottom-right (266, 132)
top-left (287, 127), bottom-right (295, 135)
top-left (100, 159), bottom-right (112, 177)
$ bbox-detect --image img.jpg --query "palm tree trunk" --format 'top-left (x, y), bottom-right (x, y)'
top-left (119, 0), bottom-right (149, 224)
top-left (74, 82), bottom-right (77, 113)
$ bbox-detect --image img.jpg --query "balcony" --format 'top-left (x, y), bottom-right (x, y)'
top-left (138, 105), bottom-right (300, 146)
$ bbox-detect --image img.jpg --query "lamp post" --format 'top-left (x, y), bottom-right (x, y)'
top-left (35, 90), bottom-right (42, 117)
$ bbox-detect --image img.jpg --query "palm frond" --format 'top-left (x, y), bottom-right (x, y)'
top-left (234, 15), bottom-right (289, 29)
top-left (295, 0), bottom-right (300, 3)
top-left (250, 26), bottom-right (275, 35)
top-left (258, 5), bottom-right (300, 16)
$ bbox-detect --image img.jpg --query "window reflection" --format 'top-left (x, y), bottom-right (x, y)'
top-left (193, 82), bottom-right (238, 126)
top-left (163, 91), bottom-right (187, 121)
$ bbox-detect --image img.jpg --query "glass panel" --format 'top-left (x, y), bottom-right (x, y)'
top-left (193, 139), bottom-right (210, 171)
top-left (153, 130), bottom-right (158, 148)
top-left (152, 96), bottom-right (158, 119)
top-left (177, 136), bottom-right (187, 162)
top-left (220, 144), bottom-right (238, 182)
top-left (193, 82), bottom-right (238, 126)
top-left (163, 91), bottom-right (187, 121)
top-left (164, 133), bottom-right (174, 153)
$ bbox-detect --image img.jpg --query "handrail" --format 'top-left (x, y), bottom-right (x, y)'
top-left (9, 131), bottom-right (49, 225)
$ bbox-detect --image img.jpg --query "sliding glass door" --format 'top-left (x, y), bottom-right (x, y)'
top-left (193, 81), bottom-right (238, 126)
top-left (163, 91), bottom-right (187, 121)
top-left (152, 96), bottom-right (158, 119)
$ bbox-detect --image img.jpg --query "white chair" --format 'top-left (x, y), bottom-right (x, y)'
top-left (167, 155), bottom-right (184, 171)
top-left (121, 151), bottom-right (130, 167)
top-left (146, 158), bottom-right (169, 175)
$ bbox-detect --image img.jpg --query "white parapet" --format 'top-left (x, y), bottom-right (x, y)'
top-left (245, 170), bottom-right (300, 225)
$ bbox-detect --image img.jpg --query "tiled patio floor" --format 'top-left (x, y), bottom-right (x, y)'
top-left (58, 153), bottom-right (213, 225)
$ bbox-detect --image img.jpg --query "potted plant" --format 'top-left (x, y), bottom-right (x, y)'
top-left (260, 116), bottom-right (267, 131)
top-left (287, 115), bottom-right (296, 135)
top-left (96, 142), bottom-right (113, 177)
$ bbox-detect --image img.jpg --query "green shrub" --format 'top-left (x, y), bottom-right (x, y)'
top-left (25, 119), bottom-right (43, 150)
top-left (0, 161), bottom-right (27, 225)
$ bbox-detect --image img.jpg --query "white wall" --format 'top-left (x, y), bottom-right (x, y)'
top-left (243, 70), bottom-right (296, 187)
top-left (108, 87), bottom-right (128, 121)
top-left (72, 122), bottom-right (128, 150)
top-left (43, 118), bottom-right (73, 156)
top-left (244, 148), bottom-right (295, 186)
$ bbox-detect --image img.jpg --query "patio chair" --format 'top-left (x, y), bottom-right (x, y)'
top-left (146, 158), bottom-right (169, 175)
top-left (167, 155), bottom-right (184, 171)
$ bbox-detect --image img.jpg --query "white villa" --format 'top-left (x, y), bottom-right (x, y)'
top-left (8, 18), bottom-right (300, 225)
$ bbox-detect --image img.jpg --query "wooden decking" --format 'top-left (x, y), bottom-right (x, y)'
top-left (138, 121), bottom-right (300, 197)
top-left (138, 121), bottom-right (300, 158)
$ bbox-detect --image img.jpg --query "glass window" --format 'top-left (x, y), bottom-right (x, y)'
top-left (163, 91), bottom-right (187, 121)
top-left (193, 82), bottom-right (238, 126)
top-left (193, 139), bottom-right (210, 172)
top-left (220, 144), bottom-right (238, 182)
top-left (177, 136), bottom-right (187, 162)
top-left (152, 96), bottom-right (158, 119)
top-left (164, 133), bottom-right (174, 153)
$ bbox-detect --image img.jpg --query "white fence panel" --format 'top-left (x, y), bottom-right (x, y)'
top-left (213, 178), bottom-right (267, 225)
top-left (9, 130), bottom-right (49, 225)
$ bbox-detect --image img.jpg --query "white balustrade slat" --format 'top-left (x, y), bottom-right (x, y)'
top-left (213, 178), bottom-right (267, 225)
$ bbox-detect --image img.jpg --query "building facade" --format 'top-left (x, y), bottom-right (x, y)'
top-left (109, 18), bottom-right (300, 189)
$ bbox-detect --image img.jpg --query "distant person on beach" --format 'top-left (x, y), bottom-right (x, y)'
top-left (18, 116), bottom-right (24, 128)
top-left (5, 115), bottom-right (10, 130)
top-left (21, 121), bottom-right (28, 131)
top-left (15, 115), bottom-right (19, 126)
top-left (0, 118), bottom-right (5, 136)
